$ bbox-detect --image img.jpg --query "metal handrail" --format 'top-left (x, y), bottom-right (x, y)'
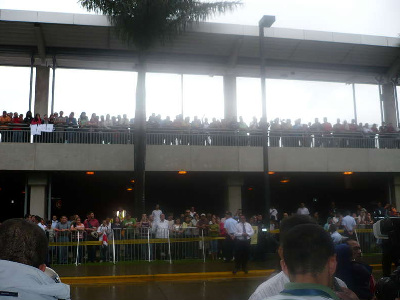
top-left (0, 124), bottom-right (399, 136)
top-left (0, 128), bottom-right (399, 148)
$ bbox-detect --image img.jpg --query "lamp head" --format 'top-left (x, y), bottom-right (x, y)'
top-left (259, 15), bottom-right (276, 28)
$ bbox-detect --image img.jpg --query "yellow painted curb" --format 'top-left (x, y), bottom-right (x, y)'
top-left (62, 262), bottom-right (386, 285)
top-left (62, 269), bottom-right (275, 285)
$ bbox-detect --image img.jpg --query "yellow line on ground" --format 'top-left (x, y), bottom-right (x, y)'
top-left (61, 269), bottom-right (275, 285)
top-left (62, 262), bottom-right (386, 285)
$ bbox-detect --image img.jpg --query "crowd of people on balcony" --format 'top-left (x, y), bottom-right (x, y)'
top-left (1, 110), bottom-right (399, 147)
top-left (0, 109), bottom-right (398, 133)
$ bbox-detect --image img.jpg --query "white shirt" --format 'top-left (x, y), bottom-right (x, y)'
top-left (342, 215), bottom-right (356, 232)
top-left (234, 222), bottom-right (254, 240)
top-left (270, 208), bottom-right (278, 221)
top-left (224, 217), bottom-right (238, 234)
top-left (51, 220), bottom-right (59, 229)
top-left (248, 271), bottom-right (347, 300)
top-left (152, 209), bottom-right (162, 222)
top-left (331, 231), bottom-right (343, 244)
top-left (37, 223), bottom-right (46, 231)
top-left (167, 220), bottom-right (175, 228)
top-left (154, 220), bottom-right (170, 238)
top-left (97, 223), bottom-right (112, 241)
top-left (363, 127), bottom-right (372, 134)
top-left (297, 207), bottom-right (310, 215)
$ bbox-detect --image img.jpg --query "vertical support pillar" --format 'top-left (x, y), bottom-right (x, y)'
top-left (382, 83), bottom-right (398, 127)
top-left (181, 74), bottom-right (184, 117)
top-left (28, 55), bottom-right (34, 112)
top-left (23, 180), bottom-right (28, 216)
top-left (223, 75), bottom-right (237, 120)
top-left (352, 84), bottom-right (358, 124)
top-left (28, 173), bottom-right (48, 219)
top-left (394, 176), bottom-right (400, 210)
top-left (226, 177), bottom-right (243, 213)
top-left (34, 66), bottom-right (50, 117)
top-left (47, 175), bottom-right (52, 221)
top-left (51, 56), bottom-right (56, 114)
top-left (393, 80), bottom-right (399, 128)
top-left (379, 84), bottom-right (384, 124)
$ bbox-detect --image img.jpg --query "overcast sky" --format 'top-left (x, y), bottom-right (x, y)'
top-left (0, 0), bottom-right (399, 125)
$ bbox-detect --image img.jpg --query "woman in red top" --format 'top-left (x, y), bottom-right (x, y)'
top-left (31, 113), bottom-right (43, 142)
top-left (31, 113), bottom-right (42, 125)
top-left (12, 112), bottom-right (23, 142)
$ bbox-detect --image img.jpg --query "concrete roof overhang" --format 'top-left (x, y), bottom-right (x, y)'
top-left (0, 9), bottom-right (399, 84)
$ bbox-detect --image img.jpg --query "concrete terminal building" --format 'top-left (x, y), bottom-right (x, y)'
top-left (0, 10), bottom-right (400, 220)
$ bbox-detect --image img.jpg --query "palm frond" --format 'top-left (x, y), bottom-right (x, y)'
top-left (79, 0), bottom-right (242, 50)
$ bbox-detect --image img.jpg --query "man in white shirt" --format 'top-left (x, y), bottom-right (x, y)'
top-left (296, 203), bottom-right (310, 215)
top-left (342, 211), bottom-right (357, 238)
top-left (51, 215), bottom-right (59, 229)
top-left (152, 204), bottom-right (162, 223)
top-left (34, 216), bottom-right (47, 231)
top-left (260, 224), bottom-right (341, 300)
top-left (154, 214), bottom-right (169, 238)
top-left (249, 215), bottom-right (352, 300)
top-left (0, 219), bottom-right (71, 300)
top-left (153, 214), bottom-right (170, 259)
top-left (328, 224), bottom-right (343, 245)
top-left (223, 212), bottom-right (237, 262)
top-left (233, 215), bottom-right (254, 274)
top-left (189, 206), bottom-right (196, 217)
top-left (270, 206), bottom-right (278, 221)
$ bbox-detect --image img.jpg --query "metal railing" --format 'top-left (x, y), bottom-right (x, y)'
top-left (47, 227), bottom-right (223, 265)
top-left (47, 226), bottom-right (380, 265)
top-left (271, 227), bottom-right (380, 254)
top-left (354, 226), bottom-right (381, 254)
top-left (1, 126), bottom-right (400, 149)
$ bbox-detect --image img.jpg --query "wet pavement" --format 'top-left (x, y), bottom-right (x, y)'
top-left (54, 254), bottom-right (383, 300)
top-left (56, 258), bottom-right (279, 300)
top-left (70, 277), bottom-right (266, 300)
top-left (55, 257), bottom-right (280, 277)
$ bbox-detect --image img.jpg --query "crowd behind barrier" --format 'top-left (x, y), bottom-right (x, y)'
top-left (1, 110), bottom-right (400, 148)
top-left (10, 201), bottom-right (398, 265)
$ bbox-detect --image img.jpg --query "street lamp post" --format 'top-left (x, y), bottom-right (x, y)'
top-left (259, 15), bottom-right (275, 230)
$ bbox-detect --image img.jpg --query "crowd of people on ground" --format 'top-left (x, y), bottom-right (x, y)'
top-left (16, 200), bottom-right (396, 268)
top-left (1, 199), bottom-right (398, 300)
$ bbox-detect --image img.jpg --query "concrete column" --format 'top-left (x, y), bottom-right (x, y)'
top-left (28, 173), bottom-right (48, 219)
top-left (223, 75), bottom-right (237, 120)
top-left (394, 176), bottom-right (400, 210)
top-left (382, 83), bottom-right (397, 127)
top-left (34, 66), bottom-right (50, 116)
top-left (226, 177), bottom-right (243, 213)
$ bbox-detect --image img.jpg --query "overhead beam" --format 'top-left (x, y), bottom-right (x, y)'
top-left (0, 45), bottom-right (387, 84)
top-left (33, 23), bottom-right (46, 64)
top-left (226, 36), bottom-right (243, 70)
top-left (385, 55), bottom-right (400, 83)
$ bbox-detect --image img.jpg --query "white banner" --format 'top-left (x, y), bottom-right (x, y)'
top-left (30, 124), bottom-right (54, 135)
